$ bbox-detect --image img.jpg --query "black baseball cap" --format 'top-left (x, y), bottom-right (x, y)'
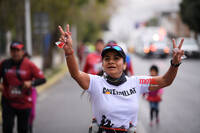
top-left (101, 41), bottom-right (126, 61)
top-left (10, 41), bottom-right (24, 50)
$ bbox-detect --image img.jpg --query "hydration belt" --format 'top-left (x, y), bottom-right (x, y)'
top-left (89, 120), bottom-right (136, 133)
top-left (99, 126), bottom-right (128, 133)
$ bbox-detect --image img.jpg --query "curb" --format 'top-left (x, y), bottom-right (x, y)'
top-left (0, 64), bottom-right (68, 123)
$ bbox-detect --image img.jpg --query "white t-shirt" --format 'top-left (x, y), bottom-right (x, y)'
top-left (87, 74), bottom-right (151, 129)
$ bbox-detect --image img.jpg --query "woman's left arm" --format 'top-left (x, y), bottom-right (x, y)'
top-left (23, 62), bottom-right (46, 89)
top-left (149, 39), bottom-right (184, 91)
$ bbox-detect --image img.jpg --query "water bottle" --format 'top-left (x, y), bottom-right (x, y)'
top-left (128, 126), bottom-right (136, 133)
top-left (128, 123), bottom-right (136, 133)
top-left (91, 119), bottom-right (99, 133)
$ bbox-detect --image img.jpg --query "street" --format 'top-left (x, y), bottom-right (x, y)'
top-left (1, 0), bottom-right (200, 133)
top-left (24, 55), bottom-right (200, 133)
top-left (133, 55), bottom-right (200, 133)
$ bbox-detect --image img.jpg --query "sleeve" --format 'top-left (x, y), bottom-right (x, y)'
top-left (29, 61), bottom-right (46, 86)
top-left (135, 76), bottom-right (152, 94)
top-left (29, 61), bottom-right (45, 79)
top-left (87, 74), bottom-right (99, 95)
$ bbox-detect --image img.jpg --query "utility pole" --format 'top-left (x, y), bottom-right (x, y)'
top-left (25, 0), bottom-right (32, 55)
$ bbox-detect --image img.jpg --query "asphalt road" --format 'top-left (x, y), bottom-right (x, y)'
top-left (2, 54), bottom-right (200, 133)
top-left (35, 55), bottom-right (200, 133)
top-left (133, 55), bottom-right (200, 133)
top-left (34, 76), bottom-right (92, 133)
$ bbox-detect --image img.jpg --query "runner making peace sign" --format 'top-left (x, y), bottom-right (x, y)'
top-left (57, 24), bottom-right (184, 133)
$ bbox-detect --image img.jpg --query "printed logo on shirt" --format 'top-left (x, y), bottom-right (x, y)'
top-left (6, 69), bottom-right (27, 75)
top-left (100, 115), bottom-right (114, 127)
top-left (103, 87), bottom-right (136, 96)
top-left (139, 78), bottom-right (158, 85)
top-left (100, 115), bottom-right (126, 129)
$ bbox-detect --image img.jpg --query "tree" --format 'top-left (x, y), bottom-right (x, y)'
top-left (180, 0), bottom-right (200, 33)
top-left (31, 0), bottom-right (90, 69)
top-left (30, 0), bottom-right (112, 69)
top-left (76, 0), bottom-right (111, 43)
top-left (0, 0), bottom-right (113, 69)
top-left (0, 0), bottom-right (25, 41)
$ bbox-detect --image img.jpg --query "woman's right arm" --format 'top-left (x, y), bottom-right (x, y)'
top-left (58, 25), bottom-right (90, 90)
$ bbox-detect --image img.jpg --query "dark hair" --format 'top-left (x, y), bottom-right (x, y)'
top-left (95, 39), bottom-right (104, 45)
top-left (23, 52), bottom-right (31, 58)
top-left (150, 65), bottom-right (159, 73)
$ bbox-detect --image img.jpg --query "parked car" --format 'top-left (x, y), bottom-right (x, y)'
top-left (177, 37), bottom-right (200, 58)
top-left (134, 27), bottom-right (169, 58)
top-left (148, 41), bottom-right (170, 58)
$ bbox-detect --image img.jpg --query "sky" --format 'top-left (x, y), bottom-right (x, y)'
top-left (105, 0), bottom-right (182, 42)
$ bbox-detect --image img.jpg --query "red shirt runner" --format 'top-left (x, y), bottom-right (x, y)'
top-left (83, 52), bottom-right (102, 75)
top-left (0, 57), bottom-right (45, 109)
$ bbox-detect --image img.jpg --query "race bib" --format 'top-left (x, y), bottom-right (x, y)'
top-left (8, 86), bottom-right (23, 98)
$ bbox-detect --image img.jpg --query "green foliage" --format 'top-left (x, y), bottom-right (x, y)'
top-left (76, 0), bottom-right (110, 43)
top-left (0, 0), bottom-right (23, 30)
top-left (97, 0), bottom-right (107, 4)
top-left (0, 0), bottom-right (25, 41)
top-left (0, 0), bottom-right (111, 49)
top-left (180, 0), bottom-right (200, 33)
top-left (31, 0), bottom-right (110, 43)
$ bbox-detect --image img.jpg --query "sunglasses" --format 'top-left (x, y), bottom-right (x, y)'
top-left (103, 45), bottom-right (123, 52)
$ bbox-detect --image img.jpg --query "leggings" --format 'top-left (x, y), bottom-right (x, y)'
top-left (1, 98), bottom-right (31, 133)
top-left (28, 88), bottom-right (37, 133)
top-left (29, 88), bottom-right (37, 125)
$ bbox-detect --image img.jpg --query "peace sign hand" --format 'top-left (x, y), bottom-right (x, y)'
top-left (58, 24), bottom-right (74, 55)
top-left (172, 38), bottom-right (184, 64)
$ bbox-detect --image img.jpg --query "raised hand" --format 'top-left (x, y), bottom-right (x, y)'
top-left (58, 24), bottom-right (74, 55)
top-left (172, 38), bottom-right (184, 64)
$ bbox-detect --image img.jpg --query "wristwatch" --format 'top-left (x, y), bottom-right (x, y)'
top-left (170, 59), bottom-right (181, 67)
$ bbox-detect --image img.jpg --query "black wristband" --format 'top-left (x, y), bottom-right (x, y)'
top-left (31, 78), bottom-right (46, 86)
top-left (170, 59), bottom-right (181, 67)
